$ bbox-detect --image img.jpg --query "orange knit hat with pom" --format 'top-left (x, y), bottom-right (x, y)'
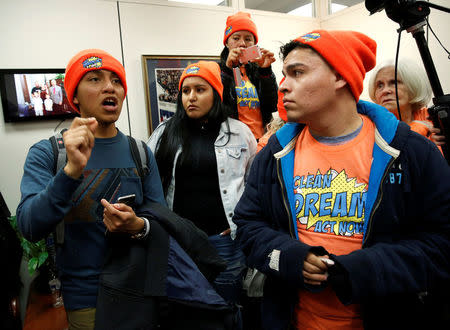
top-left (179, 61), bottom-right (223, 100)
top-left (294, 30), bottom-right (376, 101)
top-left (223, 11), bottom-right (258, 45)
top-left (64, 49), bottom-right (127, 112)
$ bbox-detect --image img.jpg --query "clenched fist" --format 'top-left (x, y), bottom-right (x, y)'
top-left (63, 117), bottom-right (98, 179)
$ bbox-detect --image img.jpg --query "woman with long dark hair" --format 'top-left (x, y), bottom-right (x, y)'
top-left (148, 61), bottom-right (256, 322)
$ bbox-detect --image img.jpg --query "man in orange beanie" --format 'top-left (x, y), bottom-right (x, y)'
top-left (220, 11), bottom-right (278, 141)
top-left (17, 49), bottom-right (166, 329)
top-left (233, 30), bottom-right (450, 329)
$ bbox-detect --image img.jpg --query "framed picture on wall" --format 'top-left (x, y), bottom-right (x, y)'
top-left (142, 55), bottom-right (220, 134)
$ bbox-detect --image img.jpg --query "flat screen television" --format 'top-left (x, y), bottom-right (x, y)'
top-left (0, 68), bottom-right (79, 122)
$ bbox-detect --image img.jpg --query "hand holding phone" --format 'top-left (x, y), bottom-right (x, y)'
top-left (101, 197), bottom-right (139, 236)
top-left (117, 194), bottom-right (136, 207)
top-left (239, 45), bottom-right (262, 64)
top-left (320, 257), bottom-right (335, 266)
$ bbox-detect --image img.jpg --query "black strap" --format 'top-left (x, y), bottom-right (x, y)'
top-left (48, 129), bottom-right (68, 247)
top-left (141, 140), bottom-right (149, 176)
top-left (49, 128), bottom-right (68, 174)
top-left (127, 136), bottom-right (148, 179)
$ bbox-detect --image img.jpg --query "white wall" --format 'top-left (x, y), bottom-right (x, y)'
top-left (1, 0), bottom-right (449, 215)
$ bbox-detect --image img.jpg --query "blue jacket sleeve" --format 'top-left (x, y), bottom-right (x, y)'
top-left (16, 140), bottom-right (82, 242)
top-left (333, 137), bottom-right (450, 304)
top-left (233, 147), bottom-right (327, 288)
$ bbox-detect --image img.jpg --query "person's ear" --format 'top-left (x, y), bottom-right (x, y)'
top-left (334, 72), bottom-right (347, 89)
top-left (72, 87), bottom-right (79, 105)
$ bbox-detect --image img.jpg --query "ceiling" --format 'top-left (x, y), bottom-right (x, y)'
top-left (244, 0), bottom-right (364, 14)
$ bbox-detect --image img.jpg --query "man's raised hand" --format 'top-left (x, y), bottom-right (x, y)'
top-left (63, 117), bottom-right (98, 179)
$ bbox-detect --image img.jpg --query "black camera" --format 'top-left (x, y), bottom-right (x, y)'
top-left (366, 0), bottom-right (450, 163)
top-left (365, 0), bottom-right (430, 30)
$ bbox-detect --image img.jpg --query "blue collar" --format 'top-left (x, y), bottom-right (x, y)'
top-left (276, 100), bottom-right (399, 148)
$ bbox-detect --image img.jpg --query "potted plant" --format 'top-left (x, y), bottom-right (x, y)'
top-left (8, 215), bottom-right (48, 276)
top-left (8, 215), bottom-right (52, 293)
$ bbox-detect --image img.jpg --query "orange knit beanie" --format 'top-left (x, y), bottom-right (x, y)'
top-left (179, 61), bottom-right (223, 100)
top-left (294, 30), bottom-right (377, 101)
top-left (64, 49), bottom-right (127, 112)
top-left (277, 77), bottom-right (287, 121)
top-left (223, 11), bottom-right (258, 45)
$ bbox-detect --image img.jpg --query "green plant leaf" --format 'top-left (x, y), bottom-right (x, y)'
top-left (28, 257), bottom-right (39, 275)
top-left (8, 215), bottom-right (18, 231)
top-left (9, 215), bottom-right (50, 274)
top-left (21, 241), bottom-right (31, 256)
top-left (38, 251), bottom-right (49, 267)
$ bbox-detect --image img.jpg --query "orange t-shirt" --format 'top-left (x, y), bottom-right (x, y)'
top-left (235, 66), bottom-right (264, 140)
top-left (293, 115), bottom-right (375, 329)
top-left (256, 130), bottom-right (271, 152)
top-left (391, 107), bottom-right (443, 154)
top-left (410, 107), bottom-right (433, 137)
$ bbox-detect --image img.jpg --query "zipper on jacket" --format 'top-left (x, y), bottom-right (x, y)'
top-left (276, 158), bottom-right (295, 238)
top-left (362, 157), bottom-right (396, 247)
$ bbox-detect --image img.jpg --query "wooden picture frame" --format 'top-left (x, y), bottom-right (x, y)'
top-left (142, 55), bottom-right (220, 133)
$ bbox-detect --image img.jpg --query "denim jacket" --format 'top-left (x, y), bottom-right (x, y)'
top-left (148, 118), bottom-right (257, 238)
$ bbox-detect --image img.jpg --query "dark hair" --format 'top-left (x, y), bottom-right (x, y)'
top-left (154, 89), bottom-right (232, 195)
top-left (220, 46), bottom-right (230, 68)
top-left (279, 40), bottom-right (315, 61)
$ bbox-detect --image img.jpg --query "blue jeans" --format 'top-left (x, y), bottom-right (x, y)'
top-left (208, 234), bottom-right (246, 305)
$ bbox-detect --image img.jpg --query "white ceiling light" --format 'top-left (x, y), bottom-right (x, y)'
top-left (288, 3), bottom-right (313, 17)
top-left (288, 3), bottom-right (348, 17)
top-left (169, 0), bottom-right (224, 5)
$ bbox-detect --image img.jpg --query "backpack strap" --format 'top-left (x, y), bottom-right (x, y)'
top-left (49, 128), bottom-right (68, 245)
top-left (49, 128), bottom-right (68, 175)
top-left (127, 136), bottom-right (149, 180)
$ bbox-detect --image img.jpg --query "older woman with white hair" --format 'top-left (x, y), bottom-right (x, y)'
top-left (369, 58), bottom-right (444, 146)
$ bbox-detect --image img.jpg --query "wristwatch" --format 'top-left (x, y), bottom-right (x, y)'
top-left (130, 217), bottom-right (150, 240)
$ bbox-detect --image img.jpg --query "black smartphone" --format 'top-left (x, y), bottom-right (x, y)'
top-left (105, 194), bottom-right (136, 237)
top-left (117, 194), bottom-right (136, 207)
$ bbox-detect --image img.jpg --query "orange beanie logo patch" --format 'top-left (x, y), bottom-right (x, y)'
top-left (186, 65), bottom-right (200, 74)
top-left (225, 25), bottom-right (233, 37)
top-left (300, 33), bottom-right (321, 43)
top-left (82, 56), bottom-right (103, 69)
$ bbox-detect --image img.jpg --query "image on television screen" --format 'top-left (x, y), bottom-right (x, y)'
top-left (0, 69), bottom-right (78, 122)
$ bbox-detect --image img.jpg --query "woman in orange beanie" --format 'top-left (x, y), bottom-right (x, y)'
top-left (220, 11), bottom-right (278, 141)
top-left (148, 61), bottom-right (256, 328)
